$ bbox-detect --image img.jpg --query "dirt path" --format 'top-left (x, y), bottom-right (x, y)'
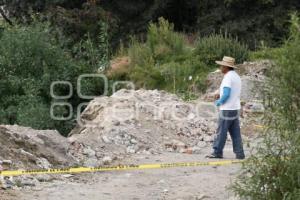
top-left (4, 143), bottom-right (245, 200)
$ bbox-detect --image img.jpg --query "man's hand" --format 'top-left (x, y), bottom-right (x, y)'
top-left (215, 100), bottom-right (222, 107)
top-left (214, 94), bottom-right (220, 100)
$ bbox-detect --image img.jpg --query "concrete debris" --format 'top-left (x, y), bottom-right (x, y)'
top-left (102, 135), bottom-right (112, 144)
top-left (102, 156), bottom-right (113, 165)
top-left (244, 101), bottom-right (264, 113)
top-left (69, 59), bottom-right (269, 164)
top-left (1, 160), bottom-right (12, 165)
top-left (0, 176), bottom-right (14, 190)
top-left (83, 147), bottom-right (96, 158)
top-left (195, 194), bottom-right (210, 200)
top-left (0, 125), bottom-right (76, 170)
top-left (36, 158), bottom-right (52, 169)
top-left (62, 174), bottom-right (74, 178)
top-left (84, 158), bottom-right (99, 167)
top-left (68, 89), bottom-right (218, 165)
top-left (35, 174), bottom-right (54, 182)
top-left (197, 141), bottom-right (207, 148)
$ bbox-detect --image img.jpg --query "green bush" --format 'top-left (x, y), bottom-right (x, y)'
top-left (250, 47), bottom-right (283, 60)
top-left (0, 23), bottom-right (104, 135)
top-left (231, 14), bottom-right (300, 200)
top-left (195, 33), bottom-right (249, 66)
top-left (114, 18), bottom-right (210, 99)
top-left (72, 22), bottom-right (110, 72)
top-left (128, 37), bottom-right (155, 69)
top-left (147, 18), bottom-right (186, 60)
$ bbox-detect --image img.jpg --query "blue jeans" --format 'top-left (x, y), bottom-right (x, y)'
top-left (213, 110), bottom-right (245, 158)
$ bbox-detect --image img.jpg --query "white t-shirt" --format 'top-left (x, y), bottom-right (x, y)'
top-left (219, 71), bottom-right (241, 110)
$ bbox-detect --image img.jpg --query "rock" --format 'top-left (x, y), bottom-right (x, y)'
top-left (130, 138), bottom-right (138, 144)
top-left (180, 146), bottom-right (202, 154)
top-left (83, 147), bottom-right (96, 158)
top-left (102, 135), bottom-right (111, 144)
top-left (36, 174), bottom-right (53, 182)
top-left (0, 160), bottom-right (12, 171)
top-left (191, 146), bottom-right (202, 154)
top-left (36, 158), bottom-right (52, 169)
top-left (172, 139), bottom-right (186, 148)
top-left (19, 149), bottom-right (35, 158)
top-left (1, 177), bottom-right (14, 189)
top-left (195, 194), bottom-right (210, 200)
top-left (203, 135), bottom-right (213, 142)
top-left (113, 120), bottom-right (121, 126)
top-left (62, 174), bottom-right (74, 178)
top-left (102, 156), bottom-right (112, 165)
top-left (84, 158), bottom-right (99, 167)
top-left (244, 102), bottom-right (264, 113)
top-left (18, 180), bottom-right (36, 187)
top-left (1, 160), bottom-right (12, 165)
top-left (126, 146), bottom-right (136, 154)
top-left (165, 139), bottom-right (186, 152)
top-left (197, 141), bottom-right (207, 148)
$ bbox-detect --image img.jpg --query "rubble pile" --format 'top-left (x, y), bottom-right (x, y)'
top-left (68, 89), bottom-right (218, 166)
top-left (65, 61), bottom-right (271, 166)
top-left (0, 125), bottom-right (76, 170)
top-left (0, 125), bottom-right (78, 189)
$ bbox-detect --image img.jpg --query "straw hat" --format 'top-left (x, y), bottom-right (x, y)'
top-left (215, 56), bottom-right (236, 68)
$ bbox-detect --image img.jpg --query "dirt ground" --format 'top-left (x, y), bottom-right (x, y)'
top-left (2, 142), bottom-right (248, 200)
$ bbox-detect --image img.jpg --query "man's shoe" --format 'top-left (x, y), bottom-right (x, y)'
top-left (206, 154), bottom-right (223, 159)
top-left (236, 155), bottom-right (245, 160)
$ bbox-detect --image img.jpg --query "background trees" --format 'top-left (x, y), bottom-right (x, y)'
top-left (1, 0), bottom-right (299, 49)
top-left (0, 23), bottom-right (107, 135)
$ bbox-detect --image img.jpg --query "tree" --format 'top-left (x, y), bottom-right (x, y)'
top-left (197, 0), bottom-right (300, 49)
top-left (0, 22), bottom-right (106, 135)
top-left (1, 0), bottom-right (300, 49)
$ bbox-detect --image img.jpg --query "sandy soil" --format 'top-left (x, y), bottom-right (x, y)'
top-left (3, 143), bottom-right (246, 200)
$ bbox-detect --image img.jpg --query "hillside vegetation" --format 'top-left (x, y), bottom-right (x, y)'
top-left (1, 0), bottom-right (299, 49)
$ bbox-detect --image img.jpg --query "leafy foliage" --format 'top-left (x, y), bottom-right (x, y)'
top-left (72, 22), bottom-right (110, 72)
top-left (195, 33), bottom-right (249, 66)
top-left (0, 22), bottom-right (106, 135)
top-left (197, 0), bottom-right (300, 49)
top-left (111, 18), bottom-right (210, 99)
top-left (1, 0), bottom-right (299, 49)
top-left (231, 14), bottom-right (300, 200)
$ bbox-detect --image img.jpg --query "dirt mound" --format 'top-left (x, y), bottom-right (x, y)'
top-left (68, 89), bottom-right (218, 166)
top-left (0, 125), bottom-right (76, 170)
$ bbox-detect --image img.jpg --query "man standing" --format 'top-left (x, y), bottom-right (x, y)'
top-left (207, 56), bottom-right (245, 159)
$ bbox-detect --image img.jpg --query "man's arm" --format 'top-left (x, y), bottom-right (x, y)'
top-left (215, 87), bottom-right (231, 106)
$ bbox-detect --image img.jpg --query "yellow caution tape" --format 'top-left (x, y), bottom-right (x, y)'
top-left (0, 160), bottom-right (244, 177)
